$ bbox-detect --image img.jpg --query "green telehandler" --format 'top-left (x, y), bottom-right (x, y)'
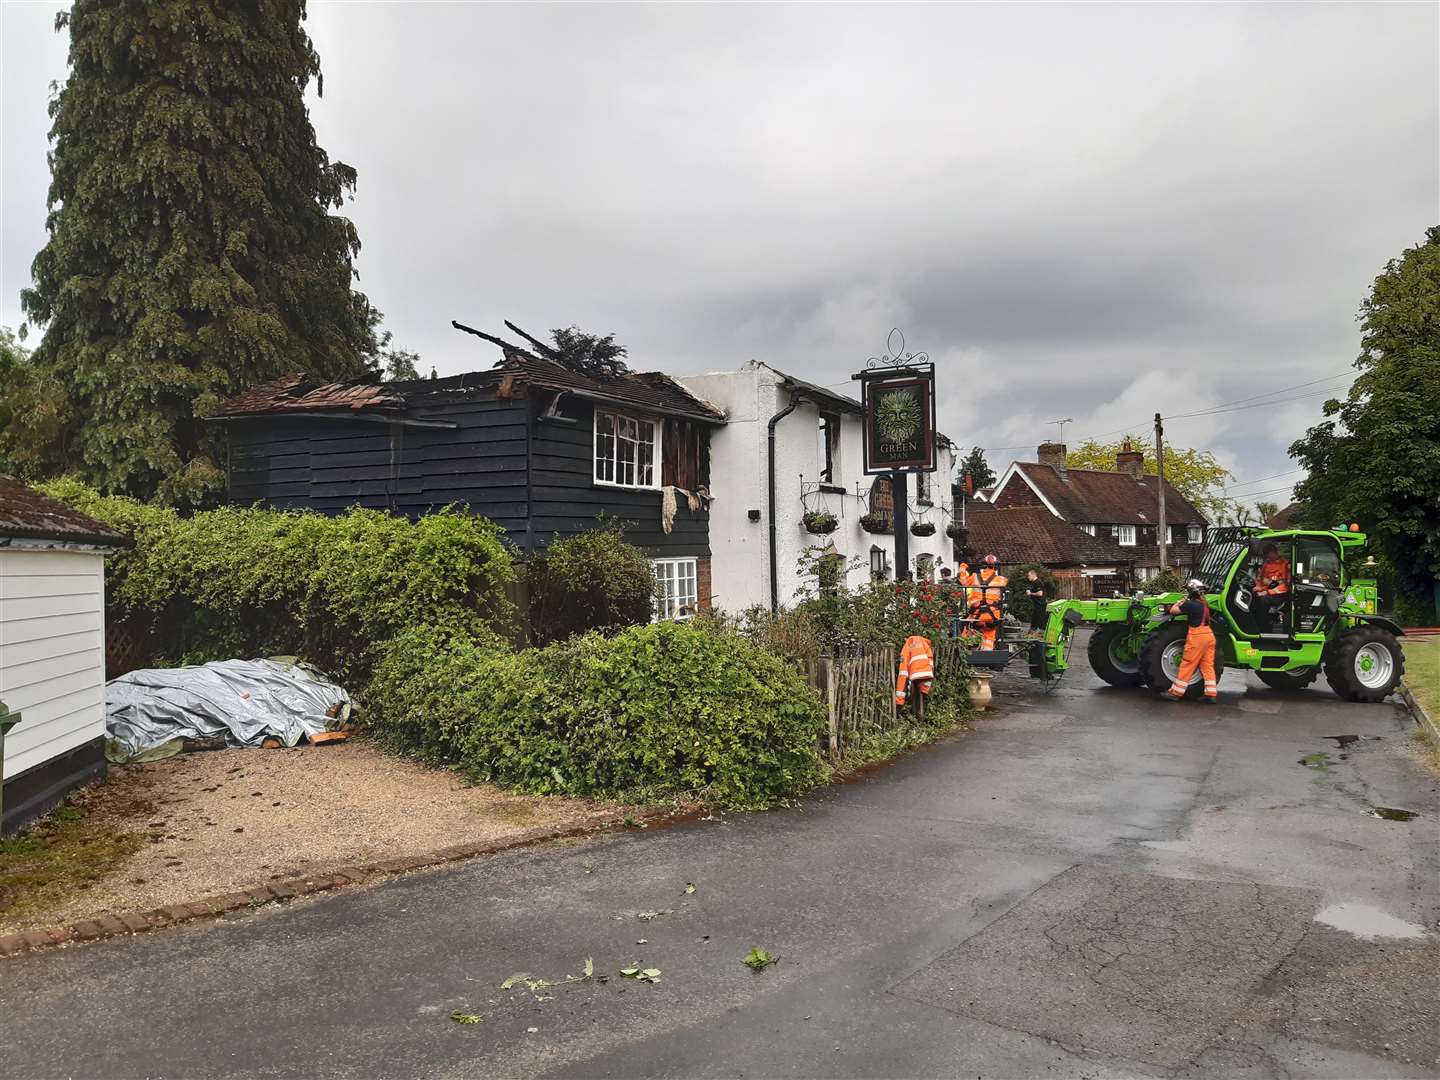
top-left (1029, 526), bottom-right (1407, 701)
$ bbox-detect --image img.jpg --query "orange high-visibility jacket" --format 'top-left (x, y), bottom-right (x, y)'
top-left (895, 635), bottom-right (936, 704)
top-left (968, 568), bottom-right (1008, 614)
top-left (1255, 556), bottom-right (1291, 596)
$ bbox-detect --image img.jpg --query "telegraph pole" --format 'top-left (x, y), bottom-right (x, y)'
top-left (1155, 412), bottom-right (1168, 575)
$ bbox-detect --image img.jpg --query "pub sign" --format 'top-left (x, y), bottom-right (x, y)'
top-left (860, 369), bottom-right (936, 475)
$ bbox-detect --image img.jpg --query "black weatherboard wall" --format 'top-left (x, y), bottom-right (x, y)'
top-left (221, 375), bottom-right (709, 559)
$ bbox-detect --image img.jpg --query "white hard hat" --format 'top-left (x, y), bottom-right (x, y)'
top-left (1185, 578), bottom-right (1205, 592)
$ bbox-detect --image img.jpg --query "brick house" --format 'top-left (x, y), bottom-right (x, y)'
top-left (985, 441), bottom-right (1209, 580)
top-left (959, 502), bottom-right (1135, 597)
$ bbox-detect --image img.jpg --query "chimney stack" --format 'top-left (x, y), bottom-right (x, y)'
top-left (1116, 438), bottom-right (1145, 480)
top-left (1037, 442), bottom-right (1067, 480)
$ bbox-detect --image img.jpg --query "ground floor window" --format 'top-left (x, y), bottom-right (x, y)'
top-left (653, 558), bottom-right (698, 620)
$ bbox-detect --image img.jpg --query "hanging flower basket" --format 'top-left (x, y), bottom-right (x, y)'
top-left (802, 510), bottom-right (838, 535)
top-left (946, 522), bottom-right (968, 542)
top-left (859, 512), bottom-right (891, 535)
top-left (910, 521), bottom-right (937, 537)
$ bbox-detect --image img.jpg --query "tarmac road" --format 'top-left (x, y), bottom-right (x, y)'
top-left (3, 635), bottom-right (1437, 1079)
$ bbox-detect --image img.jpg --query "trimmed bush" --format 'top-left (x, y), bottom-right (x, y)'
top-left (40, 479), bottom-right (513, 685)
top-left (367, 621), bottom-right (829, 809)
top-left (527, 524), bottom-right (658, 645)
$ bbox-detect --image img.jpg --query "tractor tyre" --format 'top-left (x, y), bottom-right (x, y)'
top-left (1087, 625), bottom-right (1144, 688)
top-left (1323, 626), bottom-right (1405, 703)
top-left (1256, 667), bottom-right (1320, 692)
top-left (1140, 622), bottom-right (1223, 700)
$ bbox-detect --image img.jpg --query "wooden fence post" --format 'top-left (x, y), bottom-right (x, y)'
top-left (817, 656), bottom-right (839, 759)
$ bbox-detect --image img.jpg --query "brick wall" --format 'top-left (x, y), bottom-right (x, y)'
top-left (696, 556), bottom-right (713, 611)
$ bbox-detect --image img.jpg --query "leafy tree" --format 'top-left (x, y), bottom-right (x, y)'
top-left (11, 1), bottom-right (378, 505)
top-left (1291, 226), bottom-right (1440, 618)
top-left (959, 447), bottom-right (996, 490)
top-left (550, 326), bottom-right (630, 379)
top-left (1066, 438), bottom-right (1236, 521)
top-left (1255, 500), bottom-right (1281, 523)
top-left (370, 330), bottom-right (421, 382)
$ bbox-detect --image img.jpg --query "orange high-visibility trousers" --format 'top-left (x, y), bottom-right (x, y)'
top-left (975, 612), bottom-right (1000, 648)
top-left (1168, 625), bottom-right (1218, 699)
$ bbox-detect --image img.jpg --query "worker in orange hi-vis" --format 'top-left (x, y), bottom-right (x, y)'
top-left (968, 554), bottom-right (1008, 648)
top-left (1252, 542), bottom-right (1292, 629)
top-left (1164, 579), bottom-right (1219, 703)
top-left (895, 634), bottom-right (936, 705)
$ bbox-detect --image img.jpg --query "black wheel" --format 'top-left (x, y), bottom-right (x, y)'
top-left (1323, 626), bottom-right (1405, 702)
top-left (1088, 625), bottom-right (1143, 687)
top-left (1256, 667), bottom-right (1319, 692)
top-left (1140, 622), bottom-right (1224, 700)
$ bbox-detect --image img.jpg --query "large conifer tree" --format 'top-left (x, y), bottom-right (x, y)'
top-left (13, 0), bottom-right (377, 503)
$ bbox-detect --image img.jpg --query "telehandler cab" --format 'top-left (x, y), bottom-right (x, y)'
top-left (1030, 526), bottom-right (1406, 701)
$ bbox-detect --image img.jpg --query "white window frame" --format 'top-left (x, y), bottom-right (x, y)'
top-left (1187, 525), bottom-right (1203, 545)
top-left (594, 410), bottom-right (661, 490)
top-left (652, 558), bottom-right (698, 621)
top-left (1116, 524), bottom-right (1137, 546)
top-left (1078, 523), bottom-right (1096, 536)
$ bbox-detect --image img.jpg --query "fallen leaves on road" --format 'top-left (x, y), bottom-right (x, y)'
top-left (743, 947), bottom-right (777, 972)
top-left (620, 965), bottom-right (662, 983)
top-left (683, 882), bottom-right (696, 894)
top-left (450, 1011), bottom-right (483, 1025)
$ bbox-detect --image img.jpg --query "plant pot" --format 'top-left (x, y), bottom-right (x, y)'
top-left (946, 524), bottom-right (968, 542)
top-left (803, 514), bottom-right (838, 535)
top-left (859, 513), bottom-right (891, 535)
top-left (967, 673), bottom-right (993, 710)
top-left (910, 522), bottom-right (936, 537)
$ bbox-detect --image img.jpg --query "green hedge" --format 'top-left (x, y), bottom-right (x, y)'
top-left (367, 621), bottom-right (829, 809)
top-left (40, 479), bottom-right (514, 685)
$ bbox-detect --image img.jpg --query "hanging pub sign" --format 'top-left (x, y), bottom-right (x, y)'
top-left (854, 330), bottom-right (937, 475)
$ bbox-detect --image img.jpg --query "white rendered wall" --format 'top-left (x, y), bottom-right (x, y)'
top-left (0, 548), bottom-right (107, 779)
top-left (681, 363), bottom-right (959, 614)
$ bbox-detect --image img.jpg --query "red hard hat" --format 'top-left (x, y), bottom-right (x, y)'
top-left (984, 554), bottom-right (998, 566)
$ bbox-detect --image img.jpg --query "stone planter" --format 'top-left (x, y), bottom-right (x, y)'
top-left (967, 673), bottom-right (993, 710)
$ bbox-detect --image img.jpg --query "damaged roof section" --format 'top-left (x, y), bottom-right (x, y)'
top-left (0, 474), bottom-right (131, 547)
top-left (210, 326), bottom-right (725, 425)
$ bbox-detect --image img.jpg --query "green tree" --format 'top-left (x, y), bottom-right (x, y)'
top-left (1255, 500), bottom-right (1281, 523)
top-left (958, 447), bottom-right (996, 490)
top-left (1291, 226), bottom-right (1440, 618)
top-left (371, 330), bottom-right (421, 382)
top-left (1066, 438), bottom-right (1236, 521)
top-left (11, 0), bottom-right (378, 505)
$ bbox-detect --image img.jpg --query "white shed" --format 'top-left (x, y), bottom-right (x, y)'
top-left (0, 476), bottom-right (127, 833)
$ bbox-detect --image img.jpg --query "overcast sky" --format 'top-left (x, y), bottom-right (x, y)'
top-left (3, 2), bottom-right (1436, 508)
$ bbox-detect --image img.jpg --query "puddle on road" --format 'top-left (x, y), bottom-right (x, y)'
top-left (1364, 806), bottom-right (1419, 822)
top-left (1314, 902), bottom-right (1425, 939)
top-left (1323, 734), bottom-right (1381, 749)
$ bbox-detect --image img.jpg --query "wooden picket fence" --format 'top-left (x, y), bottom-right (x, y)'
top-left (803, 639), bottom-right (970, 761)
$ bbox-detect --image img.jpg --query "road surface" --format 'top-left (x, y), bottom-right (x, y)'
top-left (4, 639), bottom-right (1437, 1078)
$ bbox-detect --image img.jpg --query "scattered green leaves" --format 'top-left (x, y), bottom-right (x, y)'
top-left (620, 965), bottom-right (662, 983)
top-left (683, 882), bottom-right (696, 895)
top-left (450, 1011), bottom-right (483, 1025)
top-left (742, 947), bottom-right (777, 972)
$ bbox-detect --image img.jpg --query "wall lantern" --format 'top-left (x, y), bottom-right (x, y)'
top-left (870, 545), bottom-right (889, 579)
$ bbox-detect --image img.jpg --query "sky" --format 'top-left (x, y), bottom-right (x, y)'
top-left (2, 2), bottom-right (1436, 512)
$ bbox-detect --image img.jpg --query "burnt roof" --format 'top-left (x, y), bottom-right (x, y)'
top-left (0, 475), bottom-right (130, 547)
top-left (962, 503), bottom-right (1133, 567)
top-left (210, 351), bottom-right (725, 425)
top-left (1013, 462), bottom-right (1207, 525)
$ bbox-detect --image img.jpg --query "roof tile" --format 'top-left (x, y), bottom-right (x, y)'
top-left (0, 475), bottom-right (130, 546)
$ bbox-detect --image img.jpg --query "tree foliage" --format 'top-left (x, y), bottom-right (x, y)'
top-left (370, 329), bottom-right (421, 382)
top-left (549, 326), bottom-right (630, 379)
top-left (1291, 225), bottom-right (1440, 615)
top-left (1066, 438), bottom-right (1236, 521)
top-left (1256, 500), bottom-right (1281, 523)
top-left (958, 447), bottom-right (997, 491)
top-left (10, 1), bottom-right (378, 505)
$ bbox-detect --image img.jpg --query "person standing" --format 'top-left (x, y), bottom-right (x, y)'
top-left (1025, 569), bottom-right (1051, 631)
top-left (1164, 579), bottom-right (1219, 703)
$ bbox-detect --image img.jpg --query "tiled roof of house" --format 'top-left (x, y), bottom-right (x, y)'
top-left (0, 475), bottom-right (130, 546)
top-left (210, 352), bottom-right (725, 425)
top-left (1266, 502), bottom-right (1300, 529)
top-left (961, 504), bottom-right (1133, 567)
top-left (1014, 462), bottom-right (1207, 526)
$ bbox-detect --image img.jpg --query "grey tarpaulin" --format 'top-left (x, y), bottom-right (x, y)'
top-left (105, 658), bottom-right (352, 763)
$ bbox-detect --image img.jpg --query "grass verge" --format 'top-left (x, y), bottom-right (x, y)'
top-left (1402, 635), bottom-right (1439, 718)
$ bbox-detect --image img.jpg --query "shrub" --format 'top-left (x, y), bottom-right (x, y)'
top-left (527, 524), bottom-right (658, 645)
top-left (40, 479), bottom-right (514, 686)
top-left (1144, 568), bottom-right (1183, 595)
top-left (1006, 564), bottom-right (1058, 623)
top-left (367, 621), bottom-right (829, 809)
